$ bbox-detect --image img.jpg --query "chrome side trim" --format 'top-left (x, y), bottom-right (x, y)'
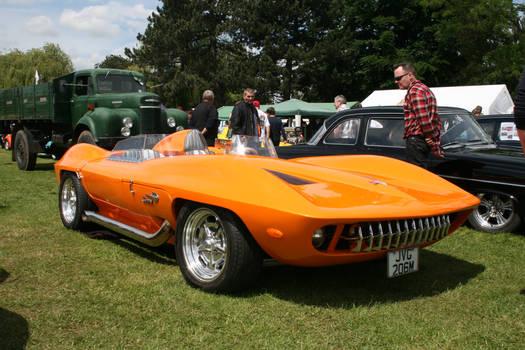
top-left (440, 174), bottom-right (525, 189)
top-left (83, 210), bottom-right (172, 247)
top-left (139, 106), bottom-right (161, 109)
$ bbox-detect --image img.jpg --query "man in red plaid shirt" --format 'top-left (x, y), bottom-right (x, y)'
top-left (393, 62), bottom-right (444, 168)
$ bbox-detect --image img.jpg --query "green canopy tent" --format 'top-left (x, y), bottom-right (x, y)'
top-left (217, 98), bottom-right (359, 121)
top-left (217, 99), bottom-right (359, 141)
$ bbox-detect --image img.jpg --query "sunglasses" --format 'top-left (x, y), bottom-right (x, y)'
top-left (394, 72), bottom-right (409, 81)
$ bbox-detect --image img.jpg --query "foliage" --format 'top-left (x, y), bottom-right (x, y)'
top-left (0, 150), bottom-right (524, 349)
top-left (122, 0), bottom-right (525, 106)
top-left (94, 54), bottom-right (133, 70)
top-left (0, 43), bottom-right (74, 89)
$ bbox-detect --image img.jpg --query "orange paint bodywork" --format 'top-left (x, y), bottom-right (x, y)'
top-left (55, 130), bottom-right (480, 266)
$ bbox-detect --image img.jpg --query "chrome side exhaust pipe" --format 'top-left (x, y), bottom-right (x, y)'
top-left (83, 210), bottom-right (172, 247)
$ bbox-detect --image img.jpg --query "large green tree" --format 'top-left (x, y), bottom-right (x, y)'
top-left (127, 0), bottom-right (254, 109)
top-left (0, 43), bottom-right (74, 89)
top-left (128, 0), bottom-right (525, 106)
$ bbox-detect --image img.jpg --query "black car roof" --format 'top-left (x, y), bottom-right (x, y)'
top-left (475, 114), bottom-right (514, 121)
top-left (324, 106), bottom-right (469, 128)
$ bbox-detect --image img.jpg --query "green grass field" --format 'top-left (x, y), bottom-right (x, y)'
top-left (0, 150), bottom-right (524, 349)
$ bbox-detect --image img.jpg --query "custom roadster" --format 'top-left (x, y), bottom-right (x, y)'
top-left (277, 107), bottom-right (525, 234)
top-left (55, 129), bottom-right (479, 292)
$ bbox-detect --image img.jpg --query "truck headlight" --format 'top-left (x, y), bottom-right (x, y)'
top-left (122, 117), bottom-right (133, 129)
top-left (167, 117), bottom-right (177, 128)
top-left (121, 127), bottom-right (131, 137)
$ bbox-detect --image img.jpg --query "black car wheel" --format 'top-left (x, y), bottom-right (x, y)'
top-left (14, 130), bottom-right (36, 171)
top-left (468, 193), bottom-right (521, 233)
top-left (175, 203), bottom-right (263, 293)
top-left (59, 172), bottom-right (90, 230)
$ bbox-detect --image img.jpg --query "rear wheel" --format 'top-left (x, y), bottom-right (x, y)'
top-left (14, 130), bottom-right (36, 171)
top-left (175, 203), bottom-right (263, 293)
top-left (77, 130), bottom-right (96, 145)
top-left (59, 172), bottom-right (90, 230)
top-left (468, 193), bottom-right (521, 233)
top-left (3, 138), bottom-right (9, 150)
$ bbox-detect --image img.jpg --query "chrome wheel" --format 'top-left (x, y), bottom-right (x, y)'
top-left (61, 177), bottom-right (78, 225)
top-left (468, 193), bottom-right (521, 233)
top-left (182, 207), bottom-right (227, 282)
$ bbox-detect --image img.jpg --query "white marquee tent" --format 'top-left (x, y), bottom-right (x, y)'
top-left (361, 84), bottom-right (514, 115)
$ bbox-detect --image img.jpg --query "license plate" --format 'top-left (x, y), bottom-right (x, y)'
top-left (387, 247), bottom-right (419, 278)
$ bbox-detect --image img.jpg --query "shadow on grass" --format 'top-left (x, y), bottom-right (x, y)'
top-left (0, 268), bottom-right (29, 350)
top-left (33, 162), bottom-right (55, 171)
top-left (249, 250), bottom-right (485, 307)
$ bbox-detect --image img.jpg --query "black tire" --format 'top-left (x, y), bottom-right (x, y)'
top-left (3, 138), bottom-right (9, 151)
top-left (77, 130), bottom-right (96, 145)
top-left (467, 192), bottom-right (522, 233)
top-left (14, 130), bottom-right (36, 171)
top-left (175, 203), bottom-right (263, 293)
top-left (59, 172), bottom-right (90, 230)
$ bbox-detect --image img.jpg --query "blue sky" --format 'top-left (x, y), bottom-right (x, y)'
top-left (0, 0), bottom-right (159, 69)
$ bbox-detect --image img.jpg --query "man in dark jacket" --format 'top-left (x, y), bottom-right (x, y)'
top-left (230, 88), bottom-right (259, 136)
top-left (189, 90), bottom-right (218, 146)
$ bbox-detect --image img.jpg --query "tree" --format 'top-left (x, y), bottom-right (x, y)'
top-left (95, 54), bottom-right (133, 70)
top-left (127, 0), bottom-right (252, 109)
top-left (0, 43), bottom-right (74, 89)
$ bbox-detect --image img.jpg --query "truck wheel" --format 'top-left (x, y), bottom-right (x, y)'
top-left (59, 172), bottom-right (90, 230)
top-left (3, 140), bottom-right (9, 150)
top-left (467, 192), bottom-right (522, 233)
top-left (175, 203), bottom-right (263, 293)
top-left (14, 130), bottom-right (36, 171)
top-left (77, 130), bottom-right (96, 145)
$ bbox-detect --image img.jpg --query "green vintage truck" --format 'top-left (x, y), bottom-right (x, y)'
top-left (0, 68), bottom-right (188, 170)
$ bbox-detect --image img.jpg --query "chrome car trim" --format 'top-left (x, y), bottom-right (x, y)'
top-left (440, 175), bottom-right (525, 189)
top-left (325, 214), bottom-right (451, 253)
top-left (139, 106), bottom-right (161, 109)
top-left (83, 210), bottom-right (172, 247)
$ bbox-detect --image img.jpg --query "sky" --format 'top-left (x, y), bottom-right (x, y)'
top-left (0, 0), bottom-right (159, 70)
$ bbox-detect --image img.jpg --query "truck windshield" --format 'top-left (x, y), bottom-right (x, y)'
top-left (96, 74), bottom-right (144, 94)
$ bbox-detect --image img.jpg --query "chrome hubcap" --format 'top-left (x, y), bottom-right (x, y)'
top-left (474, 193), bottom-right (514, 229)
top-left (61, 178), bottom-right (77, 224)
top-left (182, 208), bottom-right (227, 282)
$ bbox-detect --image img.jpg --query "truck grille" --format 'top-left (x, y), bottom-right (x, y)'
top-left (139, 105), bottom-right (162, 134)
top-left (318, 214), bottom-right (452, 253)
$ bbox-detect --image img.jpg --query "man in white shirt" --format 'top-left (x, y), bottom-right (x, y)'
top-left (334, 95), bottom-right (349, 112)
top-left (253, 100), bottom-right (270, 140)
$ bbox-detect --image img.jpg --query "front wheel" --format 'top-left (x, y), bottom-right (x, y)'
top-left (175, 203), bottom-right (263, 293)
top-left (59, 172), bottom-right (90, 230)
top-left (467, 193), bottom-right (521, 233)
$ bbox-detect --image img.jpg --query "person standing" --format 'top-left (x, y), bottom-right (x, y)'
top-left (393, 62), bottom-right (444, 168)
top-left (253, 100), bottom-right (270, 140)
top-left (334, 95), bottom-right (350, 112)
top-left (189, 90), bottom-right (218, 146)
top-left (513, 67), bottom-right (525, 154)
top-left (230, 88), bottom-right (260, 136)
top-left (266, 107), bottom-right (286, 146)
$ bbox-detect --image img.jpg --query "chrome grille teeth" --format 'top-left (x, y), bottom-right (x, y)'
top-left (333, 214), bottom-right (451, 253)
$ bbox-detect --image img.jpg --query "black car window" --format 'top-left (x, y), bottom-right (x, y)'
top-left (324, 119), bottom-right (360, 145)
top-left (478, 120), bottom-right (496, 139)
top-left (365, 118), bottom-right (405, 147)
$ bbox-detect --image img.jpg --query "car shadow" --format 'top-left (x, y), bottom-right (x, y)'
top-left (80, 229), bottom-right (176, 265)
top-left (245, 250), bottom-right (485, 308)
top-left (0, 268), bottom-right (29, 350)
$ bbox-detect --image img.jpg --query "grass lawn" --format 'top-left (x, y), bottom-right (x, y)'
top-left (0, 150), bottom-right (524, 349)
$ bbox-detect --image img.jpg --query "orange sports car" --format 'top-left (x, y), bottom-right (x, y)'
top-left (55, 129), bottom-right (479, 292)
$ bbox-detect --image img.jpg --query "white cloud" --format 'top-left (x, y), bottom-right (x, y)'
top-left (60, 6), bottom-right (120, 37)
top-left (26, 16), bottom-right (57, 36)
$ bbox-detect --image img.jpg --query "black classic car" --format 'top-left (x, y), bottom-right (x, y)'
top-left (475, 114), bottom-right (521, 150)
top-left (277, 106), bottom-right (525, 234)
